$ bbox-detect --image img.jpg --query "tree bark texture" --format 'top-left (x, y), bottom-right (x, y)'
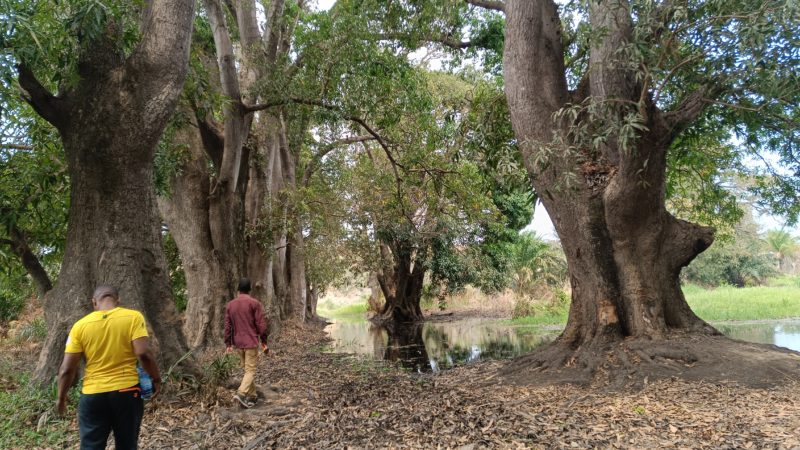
top-left (158, 0), bottom-right (294, 348)
top-left (158, 123), bottom-right (235, 349)
top-left (374, 244), bottom-right (425, 324)
top-left (20, 0), bottom-right (196, 383)
top-left (265, 113), bottom-right (309, 323)
top-left (503, 0), bottom-right (717, 362)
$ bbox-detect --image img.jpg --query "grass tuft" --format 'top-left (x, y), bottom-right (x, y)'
top-left (0, 362), bottom-right (79, 448)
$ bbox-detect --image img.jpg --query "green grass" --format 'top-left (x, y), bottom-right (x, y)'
top-left (768, 275), bottom-right (800, 288)
top-left (505, 304), bottom-right (569, 326)
top-left (317, 302), bottom-right (369, 323)
top-left (506, 277), bottom-right (800, 325)
top-left (0, 361), bottom-right (79, 449)
top-left (685, 283), bottom-right (800, 322)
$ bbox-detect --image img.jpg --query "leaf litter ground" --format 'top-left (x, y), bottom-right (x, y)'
top-left (3, 321), bottom-right (798, 449)
top-left (136, 324), bottom-right (800, 449)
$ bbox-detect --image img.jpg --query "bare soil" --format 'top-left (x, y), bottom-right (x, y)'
top-left (135, 325), bottom-right (800, 449)
top-left (501, 332), bottom-right (800, 390)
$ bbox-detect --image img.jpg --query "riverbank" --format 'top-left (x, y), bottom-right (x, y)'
top-left (319, 278), bottom-right (800, 327)
top-left (5, 324), bottom-right (799, 449)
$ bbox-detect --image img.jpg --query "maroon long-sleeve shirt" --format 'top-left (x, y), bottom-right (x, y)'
top-left (224, 293), bottom-right (269, 348)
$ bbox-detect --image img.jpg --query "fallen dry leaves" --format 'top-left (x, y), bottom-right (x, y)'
top-left (135, 325), bottom-right (800, 449)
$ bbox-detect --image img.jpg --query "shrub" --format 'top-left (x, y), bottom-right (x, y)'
top-left (14, 317), bottom-right (47, 343)
top-left (0, 272), bottom-right (32, 323)
top-left (205, 353), bottom-right (238, 389)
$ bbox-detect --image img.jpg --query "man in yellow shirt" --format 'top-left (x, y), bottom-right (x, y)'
top-left (56, 285), bottom-right (161, 450)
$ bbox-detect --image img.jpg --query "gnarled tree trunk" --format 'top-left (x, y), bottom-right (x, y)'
top-left (498, 0), bottom-right (800, 385)
top-left (158, 123), bottom-right (236, 349)
top-left (19, 0), bottom-right (197, 382)
top-left (373, 244), bottom-right (425, 324)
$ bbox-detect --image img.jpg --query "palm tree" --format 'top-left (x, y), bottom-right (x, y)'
top-left (764, 229), bottom-right (799, 273)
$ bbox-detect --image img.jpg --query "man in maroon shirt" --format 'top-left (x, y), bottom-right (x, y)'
top-left (224, 278), bottom-right (269, 408)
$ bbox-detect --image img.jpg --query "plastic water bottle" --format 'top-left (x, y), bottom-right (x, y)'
top-left (137, 366), bottom-right (153, 400)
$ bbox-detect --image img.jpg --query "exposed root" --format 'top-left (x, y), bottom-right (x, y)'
top-left (499, 333), bottom-right (800, 390)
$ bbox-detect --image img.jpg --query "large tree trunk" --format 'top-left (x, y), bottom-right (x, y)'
top-left (158, 124), bottom-right (234, 349)
top-left (267, 115), bottom-right (309, 322)
top-left (305, 283), bottom-right (321, 323)
top-left (158, 0), bottom-right (282, 348)
top-left (373, 245), bottom-right (425, 324)
top-left (498, 0), bottom-right (800, 386)
top-left (20, 0), bottom-right (197, 383)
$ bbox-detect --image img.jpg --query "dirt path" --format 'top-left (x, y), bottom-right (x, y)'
top-left (138, 325), bottom-right (800, 449)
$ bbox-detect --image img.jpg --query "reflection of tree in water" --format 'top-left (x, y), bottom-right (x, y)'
top-left (345, 320), bottom-right (564, 371)
top-left (422, 324), bottom-right (546, 370)
top-left (368, 323), bottom-right (387, 360)
top-left (718, 324), bottom-right (777, 345)
top-left (718, 322), bottom-right (800, 351)
top-left (373, 322), bottom-right (432, 373)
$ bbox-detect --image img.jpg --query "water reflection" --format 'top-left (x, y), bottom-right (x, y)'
top-left (326, 318), bottom-right (800, 372)
top-left (716, 321), bottom-right (800, 351)
top-left (326, 319), bottom-right (555, 372)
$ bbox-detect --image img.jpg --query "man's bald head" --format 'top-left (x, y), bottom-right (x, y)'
top-left (92, 285), bottom-right (120, 307)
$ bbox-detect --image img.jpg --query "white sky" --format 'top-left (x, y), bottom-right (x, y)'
top-left (315, 0), bottom-right (335, 10)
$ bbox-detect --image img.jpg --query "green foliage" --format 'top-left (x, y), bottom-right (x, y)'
top-left (510, 233), bottom-right (568, 289)
top-left (163, 232), bottom-right (187, 312)
top-left (318, 302), bottom-right (369, 320)
top-left (763, 229), bottom-right (799, 272)
top-left (0, 113), bottom-right (68, 296)
top-left (684, 213), bottom-right (777, 287)
top-left (1, 0), bottom-right (142, 88)
top-left (154, 113), bottom-right (191, 197)
top-left (0, 266), bottom-right (32, 322)
top-left (0, 367), bottom-right (78, 448)
top-left (506, 302), bottom-right (569, 326)
top-left (204, 353), bottom-right (238, 388)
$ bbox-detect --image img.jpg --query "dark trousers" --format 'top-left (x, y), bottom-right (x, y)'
top-left (78, 386), bottom-right (143, 450)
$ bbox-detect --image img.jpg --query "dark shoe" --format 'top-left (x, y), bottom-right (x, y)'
top-left (234, 393), bottom-right (254, 409)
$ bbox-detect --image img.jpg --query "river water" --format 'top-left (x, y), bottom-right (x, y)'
top-left (325, 317), bottom-right (800, 373)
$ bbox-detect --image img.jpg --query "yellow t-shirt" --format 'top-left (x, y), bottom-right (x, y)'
top-left (65, 307), bottom-right (149, 394)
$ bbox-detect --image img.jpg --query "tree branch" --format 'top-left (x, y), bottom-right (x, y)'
top-left (303, 135), bottom-right (375, 186)
top-left (245, 98), bottom-right (415, 225)
top-left (195, 114), bottom-right (225, 170)
top-left (1, 143), bottom-right (34, 151)
top-left (466, 0), bottom-right (505, 12)
top-left (376, 33), bottom-right (476, 50)
top-left (663, 85), bottom-right (715, 141)
top-left (17, 64), bottom-right (67, 129)
top-left (244, 98), bottom-right (397, 167)
top-left (1, 226), bottom-right (53, 297)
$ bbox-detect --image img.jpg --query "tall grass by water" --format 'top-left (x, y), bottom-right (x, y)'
top-left (319, 277), bottom-right (800, 326)
top-left (685, 281), bottom-right (800, 322)
top-left (318, 301), bottom-right (369, 323)
top-left (508, 277), bottom-right (800, 326)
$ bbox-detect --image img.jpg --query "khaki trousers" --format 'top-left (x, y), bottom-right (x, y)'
top-left (237, 348), bottom-right (259, 398)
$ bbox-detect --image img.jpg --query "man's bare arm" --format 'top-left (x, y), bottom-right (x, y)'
top-left (56, 352), bottom-right (81, 416)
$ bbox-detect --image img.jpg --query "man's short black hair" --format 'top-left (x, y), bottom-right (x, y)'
top-left (238, 278), bottom-right (251, 293)
top-left (92, 285), bottom-right (119, 302)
